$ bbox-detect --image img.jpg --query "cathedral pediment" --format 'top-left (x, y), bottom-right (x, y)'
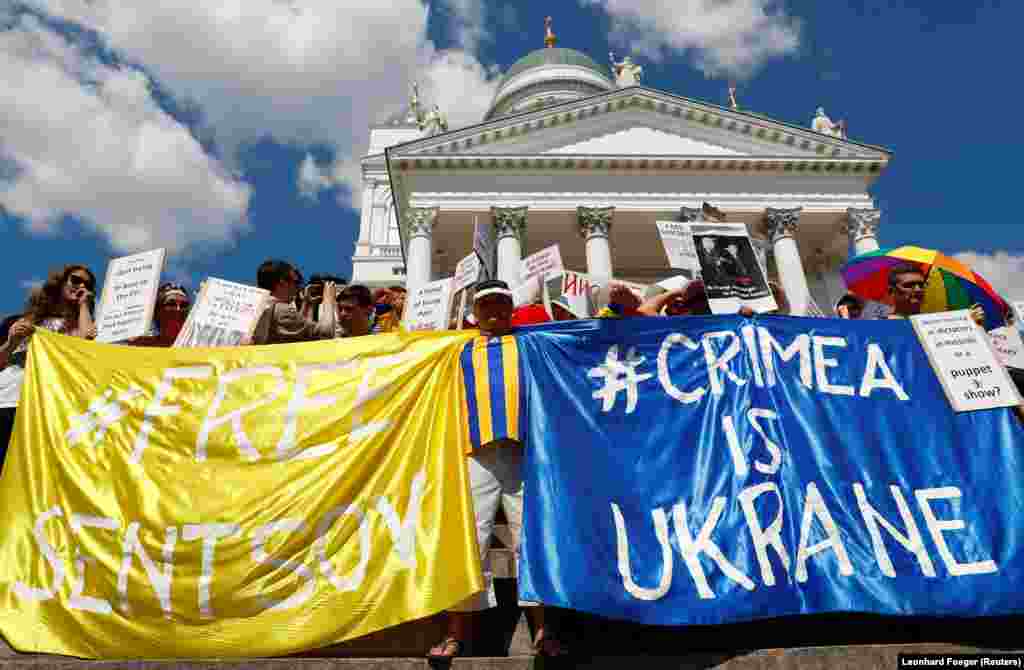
top-left (387, 87), bottom-right (890, 162)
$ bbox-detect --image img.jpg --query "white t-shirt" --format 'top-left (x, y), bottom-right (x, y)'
top-left (0, 318), bottom-right (66, 408)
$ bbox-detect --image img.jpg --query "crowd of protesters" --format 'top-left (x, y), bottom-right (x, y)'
top-left (0, 257), bottom-right (1021, 660)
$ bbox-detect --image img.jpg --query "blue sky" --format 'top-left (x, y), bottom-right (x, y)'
top-left (1, 0), bottom-right (1021, 317)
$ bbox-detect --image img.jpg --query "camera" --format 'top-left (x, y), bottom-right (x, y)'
top-left (305, 283), bottom-right (324, 302)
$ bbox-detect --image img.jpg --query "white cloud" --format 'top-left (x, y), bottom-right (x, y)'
top-left (0, 14), bottom-right (251, 256)
top-left (952, 251), bottom-right (1024, 303)
top-left (27, 0), bottom-right (500, 212)
top-left (582, 0), bottom-right (800, 78)
top-left (297, 154), bottom-right (333, 201)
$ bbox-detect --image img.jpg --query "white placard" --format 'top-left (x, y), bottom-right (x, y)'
top-left (403, 278), bottom-right (454, 332)
top-left (520, 245), bottom-right (564, 283)
top-left (544, 270), bottom-right (596, 319)
top-left (910, 310), bottom-right (1022, 412)
top-left (174, 278), bottom-right (271, 347)
top-left (473, 217), bottom-right (496, 281)
top-left (655, 221), bottom-right (698, 276)
top-left (453, 253), bottom-right (482, 292)
top-left (95, 248), bottom-right (166, 343)
top-left (989, 326), bottom-right (1024, 370)
top-left (513, 276), bottom-right (541, 308)
top-left (689, 222), bottom-right (777, 314)
top-left (1014, 301), bottom-right (1024, 329)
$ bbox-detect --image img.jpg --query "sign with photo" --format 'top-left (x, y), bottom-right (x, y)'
top-left (403, 278), bottom-right (454, 332)
top-left (520, 245), bottom-right (564, 283)
top-left (655, 221), bottom-right (699, 276)
top-left (95, 248), bottom-right (166, 343)
top-left (689, 223), bottom-right (776, 314)
top-left (449, 284), bottom-right (476, 330)
top-left (1014, 301), bottom-right (1024, 331)
top-left (911, 310), bottom-right (1022, 412)
top-left (174, 278), bottom-right (270, 348)
top-left (989, 326), bottom-right (1024, 370)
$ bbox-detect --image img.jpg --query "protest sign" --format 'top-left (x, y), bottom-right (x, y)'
top-left (911, 310), bottom-right (1022, 412)
top-left (690, 223), bottom-right (776, 314)
top-left (95, 248), bottom-right (165, 343)
top-left (655, 221), bottom-right (698, 276)
top-left (0, 329), bottom-right (481, 658)
top-left (473, 217), bottom-right (496, 281)
top-left (449, 285), bottom-right (476, 330)
top-left (403, 278), bottom-right (454, 332)
top-left (513, 276), bottom-right (541, 307)
top-left (989, 326), bottom-right (1024, 370)
top-left (544, 271), bottom-right (596, 319)
top-left (520, 245), bottom-right (564, 283)
top-left (1014, 301), bottom-right (1024, 329)
top-left (453, 253), bottom-right (482, 293)
top-left (174, 278), bottom-right (270, 348)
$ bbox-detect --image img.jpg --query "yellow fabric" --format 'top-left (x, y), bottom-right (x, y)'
top-left (0, 329), bottom-right (483, 659)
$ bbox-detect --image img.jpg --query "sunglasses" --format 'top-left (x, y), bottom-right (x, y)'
top-left (896, 281), bottom-right (925, 291)
top-left (68, 275), bottom-right (94, 290)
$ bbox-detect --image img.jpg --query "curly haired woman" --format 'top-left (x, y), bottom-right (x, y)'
top-left (0, 265), bottom-right (97, 473)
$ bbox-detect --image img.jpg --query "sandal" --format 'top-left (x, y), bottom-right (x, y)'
top-left (427, 635), bottom-right (465, 660)
top-left (533, 633), bottom-right (569, 657)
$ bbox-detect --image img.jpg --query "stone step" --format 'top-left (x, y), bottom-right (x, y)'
top-left (1, 644), bottom-right (1021, 669)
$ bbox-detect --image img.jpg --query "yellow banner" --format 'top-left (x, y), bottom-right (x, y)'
top-left (0, 329), bottom-right (483, 658)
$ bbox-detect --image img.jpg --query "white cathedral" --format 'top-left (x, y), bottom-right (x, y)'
top-left (349, 20), bottom-right (890, 315)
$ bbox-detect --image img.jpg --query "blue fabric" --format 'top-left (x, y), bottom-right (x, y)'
top-left (515, 315), bottom-right (1024, 624)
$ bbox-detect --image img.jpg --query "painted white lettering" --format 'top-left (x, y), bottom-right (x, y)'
top-left (813, 336), bottom-right (855, 396)
top-left (702, 331), bottom-right (747, 396)
top-left (196, 366), bottom-right (286, 462)
top-left (316, 504), bottom-right (371, 592)
top-left (351, 354), bottom-right (409, 443)
top-left (853, 483), bottom-right (936, 578)
top-left (65, 386), bottom-right (144, 448)
top-left (859, 343), bottom-right (910, 400)
top-left (251, 519), bottom-right (315, 611)
top-left (132, 366), bottom-right (213, 463)
top-left (758, 328), bottom-right (812, 389)
top-left (721, 415), bottom-right (748, 477)
top-left (68, 514), bottom-right (119, 614)
top-left (118, 523), bottom-right (177, 616)
top-left (182, 522), bottom-right (240, 618)
top-left (738, 482), bottom-right (791, 586)
top-left (747, 408), bottom-right (782, 475)
top-left (610, 502), bottom-right (674, 601)
top-left (375, 470), bottom-right (426, 569)
top-left (14, 506), bottom-right (66, 601)
top-left (672, 498), bottom-right (755, 599)
top-left (741, 325), bottom-right (765, 388)
top-left (914, 487), bottom-right (997, 577)
top-left (277, 361), bottom-right (357, 461)
top-left (795, 482), bottom-right (853, 583)
top-left (658, 333), bottom-right (706, 404)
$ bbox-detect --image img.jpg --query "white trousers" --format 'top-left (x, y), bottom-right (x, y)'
top-left (450, 440), bottom-right (538, 611)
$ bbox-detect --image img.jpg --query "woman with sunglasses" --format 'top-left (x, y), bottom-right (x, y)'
top-left (129, 284), bottom-right (191, 347)
top-left (0, 265), bottom-right (97, 473)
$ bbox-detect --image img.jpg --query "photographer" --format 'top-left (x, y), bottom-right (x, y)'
top-left (251, 260), bottom-right (337, 345)
top-left (304, 274), bottom-right (347, 333)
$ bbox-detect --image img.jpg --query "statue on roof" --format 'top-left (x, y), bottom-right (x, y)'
top-left (405, 81), bottom-right (424, 126)
top-left (419, 104), bottom-right (448, 136)
top-left (544, 16), bottom-right (556, 48)
top-left (812, 107), bottom-right (846, 139)
top-left (609, 52), bottom-right (643, 87)
top-left (727, 81), bottom-right (739, 111)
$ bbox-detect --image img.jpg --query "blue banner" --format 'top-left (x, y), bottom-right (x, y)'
top-left (515, 315), bottom-right (1024, 625)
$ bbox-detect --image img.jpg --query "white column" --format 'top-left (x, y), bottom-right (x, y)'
top-left (844, 208), bottom-right (882, 256)
top-left (577, 206), bottom-right (615, 282)
top-left (492, 206), bottom-right (528, 287)
top-left (763, 207), bottom-right (812, 316)
top-left (402, 206), bottom-right (438, 296)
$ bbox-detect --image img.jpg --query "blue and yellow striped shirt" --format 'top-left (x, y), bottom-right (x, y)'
top-left (460, 335), bottom-right (523, 452)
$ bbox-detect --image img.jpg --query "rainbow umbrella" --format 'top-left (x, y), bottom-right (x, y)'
top-left (841, 246), bottom-right (1009, 328)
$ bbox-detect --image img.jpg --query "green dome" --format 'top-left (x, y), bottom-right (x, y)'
top-left (503, 47), bottom-right (610, 82)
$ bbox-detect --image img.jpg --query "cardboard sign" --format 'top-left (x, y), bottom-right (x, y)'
top-left (911, 310), bottom-right (1022, 412)
top-left (655, 221), bottom-right (698, 276)
top-left (453, 253), bottom-right (482, 293)
top-left (520, 245), bottom-right (564, 283)
top-left (403, 278), bottom-right (454, 332)
top-left (690, 223), bottom-right (776, 314)
top-left (174, 278), bottom-right (270, 347)
top-left (95, 248), bottom-right (166, 343)
top-left (990, 326), bottom-right (1024, 370)
top-left (473, 217), bottom-right (496, 281)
